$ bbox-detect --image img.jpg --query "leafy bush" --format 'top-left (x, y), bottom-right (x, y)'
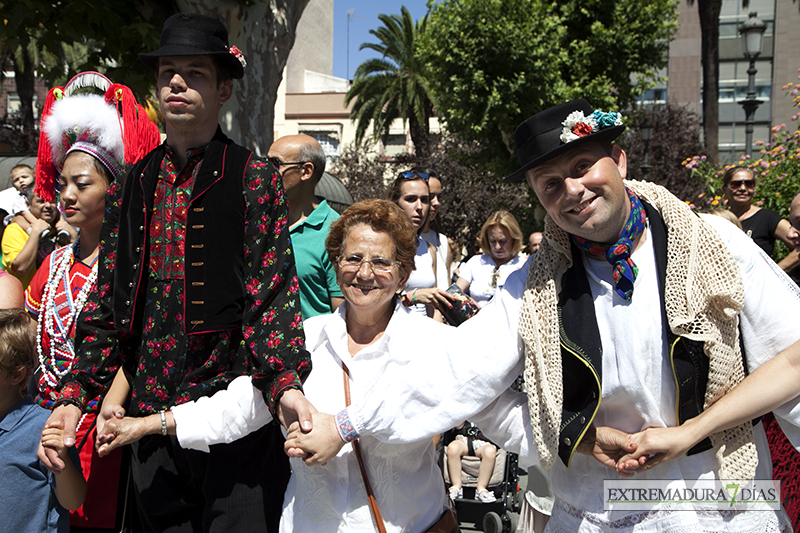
top-left (683, 68), bottom-right (800, 260)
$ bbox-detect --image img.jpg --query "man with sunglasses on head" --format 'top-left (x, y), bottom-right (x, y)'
top-left (40, 13), bottom-right (313, 532)
top-left (268, 134), bottom-right (344, 317)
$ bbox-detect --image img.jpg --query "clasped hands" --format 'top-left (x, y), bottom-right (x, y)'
top-left (572, 424), bottom-right (696, 476)
top-left (284, 418), bottom-right (695, 476)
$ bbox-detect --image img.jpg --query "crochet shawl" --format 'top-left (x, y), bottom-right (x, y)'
top-left (519, 179), bottom-right (757, 480)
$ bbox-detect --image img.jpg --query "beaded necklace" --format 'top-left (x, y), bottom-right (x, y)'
top-left (36, 240), bottom-right (99, 393)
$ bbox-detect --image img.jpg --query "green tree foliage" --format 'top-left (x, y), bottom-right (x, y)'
top-left (345, 6), bottom-right (435, 157)
top-left (418, 0), bottom-right (679, 176)
top-left (0, 0), bottom-right (175, 150)
top-left (0, 1), bottom-right (176, 97)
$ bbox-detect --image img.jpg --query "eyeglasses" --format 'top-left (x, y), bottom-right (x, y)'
top-left (268, 157), bottom-right (308, 170)
top-left (729, 179), bottom-right (755, 190)
top-left (399, 171), bottom-right (429, 181)
top-left (337, 255), bottom-right (401, 274)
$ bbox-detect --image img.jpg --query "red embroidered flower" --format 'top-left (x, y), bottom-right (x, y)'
top-left (246, 279), bottom-right (260, 295)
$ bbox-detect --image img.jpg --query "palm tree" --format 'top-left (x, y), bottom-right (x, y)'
top-left (345, 6), bottom-right (435, 157)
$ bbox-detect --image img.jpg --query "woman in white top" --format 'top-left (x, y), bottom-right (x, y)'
top-left (416, 167), bottom-right (452, 290)
top-left (387, 170), bottom-right (453, 320)
top-left (94, 200), bottom-right (454, 533)
top-left (456, 210), bottom-right (525, 307)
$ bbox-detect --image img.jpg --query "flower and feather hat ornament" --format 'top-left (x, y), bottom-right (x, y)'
top-left (505, 99), bottom-right (626, 182)
top-left (35, 71), bottom-right (161, 203)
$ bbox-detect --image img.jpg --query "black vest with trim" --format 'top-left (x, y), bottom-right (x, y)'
top-left (557, 202), bottom-right (715, 466)
top-left (111, 129), bottom-right (252, 335)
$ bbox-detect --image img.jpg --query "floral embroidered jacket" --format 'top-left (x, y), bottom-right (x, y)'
top-left (59, 129), bottom-right (310, 416)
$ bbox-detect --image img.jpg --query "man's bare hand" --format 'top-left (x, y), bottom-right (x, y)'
top-left (284, 412), bottom-right (345, 465)
top-left (576, 426), bottom-right (641, 477)
top-left (38, 404), bottom-right (81, 472)
top-left (277, 389), bottom-right (317, 432)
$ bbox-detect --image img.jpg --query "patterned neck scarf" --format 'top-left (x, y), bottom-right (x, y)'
top-left (572, 188), bottom-right (647, 300)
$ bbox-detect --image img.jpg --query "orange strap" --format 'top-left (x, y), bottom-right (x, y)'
top-left (343, 364), bottom-right (387, 533)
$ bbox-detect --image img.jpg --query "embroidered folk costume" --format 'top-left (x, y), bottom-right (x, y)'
top-left (25, 71), bottom-right (159, 528)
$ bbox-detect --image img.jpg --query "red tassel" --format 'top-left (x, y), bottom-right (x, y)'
top-left (106, 84), bottom-right (160, 164)
top-left (34, 86), bottom-right (64, 203)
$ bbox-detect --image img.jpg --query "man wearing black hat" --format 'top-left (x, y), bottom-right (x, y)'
top-left (285, 100), bottom-right (800, 530)
top-left (41, 13), bottom-right (312, 532)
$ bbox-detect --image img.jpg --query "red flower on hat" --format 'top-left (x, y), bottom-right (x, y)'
top-left (229, 45), bottom-right (247, 69)
top-left (572, 122), bottom-right (593, 137)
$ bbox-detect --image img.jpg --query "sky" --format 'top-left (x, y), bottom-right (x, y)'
top-left (332, 0), bottom-right (432, 81)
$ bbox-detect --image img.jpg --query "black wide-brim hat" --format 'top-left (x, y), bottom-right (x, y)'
top-left (139, 13), bottom-right (244, 79)
top-left (505, 99), bottom-right (625, 182)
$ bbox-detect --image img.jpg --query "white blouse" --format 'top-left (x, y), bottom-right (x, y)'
top-left (172, 303), bottom-right (449, 533)
top-left (458, 253), bottom-right (525, 307)
top-left (405, 238), bottom-right (437, 315)
top-left (420, 230), bottom-right (450, 290)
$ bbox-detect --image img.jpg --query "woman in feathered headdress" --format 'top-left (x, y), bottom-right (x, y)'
top-left (25, 71), bottom-right (160, 529)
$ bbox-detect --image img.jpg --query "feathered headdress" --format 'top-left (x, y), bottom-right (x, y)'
top-left (35, 72), bottom-right (161, 202)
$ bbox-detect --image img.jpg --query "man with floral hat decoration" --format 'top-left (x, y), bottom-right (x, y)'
top-left (27, 71), bottom-right (160, 530)
top-left (39, 13), bottom-right (311, 532)
top-left (284, 99), bottom-right (800, 532)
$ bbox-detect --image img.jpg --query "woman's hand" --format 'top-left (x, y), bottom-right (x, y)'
top-left (284, 412), bottom-right (345, 465)
top-left (95, 403), bottom-right (126, 449)
top-left (616, 424), bottom-right (701, 475)
top-left (408, 288), bottom-right (455, 312)
top-left (96, 414), bottom-right (161, 457)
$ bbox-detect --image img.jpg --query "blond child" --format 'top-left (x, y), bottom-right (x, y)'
top-left (0, 309), bottom-right (85, 532)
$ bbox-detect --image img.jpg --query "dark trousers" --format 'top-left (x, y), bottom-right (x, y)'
top-left (130, 421), bottom-right (290, 533)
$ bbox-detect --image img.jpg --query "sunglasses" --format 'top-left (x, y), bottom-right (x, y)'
top-left (268, 157), bottom-right (308, 169)
top-left (399, 171), bottom-right (430, 181)
top-left (729, 179), bottom-right (755, 190)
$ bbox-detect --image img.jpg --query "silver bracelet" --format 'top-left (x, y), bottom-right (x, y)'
top-left (160, 410), bottom-right (168, 436)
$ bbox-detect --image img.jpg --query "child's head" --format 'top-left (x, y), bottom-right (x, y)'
top-left (0, 309), bottom-right (36, 390)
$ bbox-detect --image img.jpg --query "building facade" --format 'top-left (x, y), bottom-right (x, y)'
top-left (665, 0), bottom-right (800, 162)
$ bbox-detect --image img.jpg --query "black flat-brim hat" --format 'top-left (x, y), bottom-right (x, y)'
top-left (139, 13), bottom-right (244, 79)
top-left (505, 99), bottom-right (625, 182)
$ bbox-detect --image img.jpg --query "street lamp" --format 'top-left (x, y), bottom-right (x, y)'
top-left (738, 12), bottom-right (767, 157)
top-left (639, 118), bottom-right (653, 180)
